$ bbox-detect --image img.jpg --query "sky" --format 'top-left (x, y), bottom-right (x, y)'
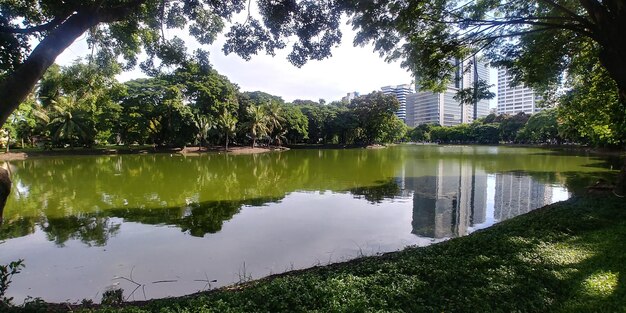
top-left (54, 18), bottom-right (496, 106)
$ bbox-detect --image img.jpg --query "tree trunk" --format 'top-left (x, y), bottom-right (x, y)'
top-left (225, 133), bottom-right (229, 151)
top-left (0, 166), bottom-right (11, 225)
top-left (0, 12), bottom-right (100, 127)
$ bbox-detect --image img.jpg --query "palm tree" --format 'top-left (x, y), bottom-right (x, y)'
top-left (48, 96), bottom-right (89, 147)
top-left (263, 101), bottom-right (285, 146)
top-left (218, 111), bottom-right (237, 151)
top-left (246, 105), bottom-right (269, 148)
top-left (195, 115), bottom-right (214, 148)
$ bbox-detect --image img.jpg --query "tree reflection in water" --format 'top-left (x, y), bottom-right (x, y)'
top-left (0, 146), bottom-right (618, 245)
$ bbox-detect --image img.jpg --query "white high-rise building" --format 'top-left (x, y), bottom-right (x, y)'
top-left (497, 68), bottom-right (542, 115)
top-left (405, 58), bottom-right (491, 127)
top-left (381, 84), bottom-right (413, 121)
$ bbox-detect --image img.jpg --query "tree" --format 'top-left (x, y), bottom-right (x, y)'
top-left (194, 115), bottom-right (214, 148)
top-left (517, 109), bottom-right (561, 144)
top-left (499, 112), bottom-right (530, 143)
top-left (408, 124), bottom-right (433, 142)
top-left (472, 124), bottom-right (500, 144)
top-left (263, 101), bottom-right (285, 146)
top-left (218, 111), bottom-right (237, 151)
top-left (556, 53), bottom-right (625, 146)
top-left (349, 92), bottom-right (400, 145)
top-left (167, 56), bottom-right (239, 119)
top-left (0, 0), bottom-right (351, 129)
top-left (246, 105), bottom-right (269, 148)
top-left (378, 116), bottom-right (408, 144)
top-left (281, 105), bottom-right (308, 144)
top-left (46, 96), bottom-right (91, 147)
top-left (116, 78), bottom-right (196, 146)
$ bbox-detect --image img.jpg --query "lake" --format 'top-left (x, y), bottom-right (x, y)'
top-left (0, 145), bottom-right (618, 303)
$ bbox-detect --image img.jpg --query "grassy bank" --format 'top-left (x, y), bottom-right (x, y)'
top-left (8, 195), bottom-right (626, 312)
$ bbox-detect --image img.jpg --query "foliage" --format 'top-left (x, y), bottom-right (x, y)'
top-left (0, 259), bottom-right (24, 307)
top-left (245, 104), bottom-right (269, 148)
top-left (556, 54), bottom-right (626, 147)
top-left (101, 288), bottom-right (124, 306)
top-left (499, 112), bottom-right (531, 143)
top-left (217, 110), bottom-right (237, 150)
top-left (414, 111), bottom-right (558, 145)
top-left (116, 78), bottom-right (196, 146)
top-left (349, 92), bottom-right (401, 144)
top-left (1, 0), bottom-right (625, 158)
top-left (407, 124), bottom-right (432, 142)
top-left (453, 79), bottom-right (496, 108)
top-left (517, 109), bottom-right (561, 144)
top-left (281, 105), bottom-right (308, 144)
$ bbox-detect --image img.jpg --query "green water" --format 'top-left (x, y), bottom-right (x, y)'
top-left (0, 145), bottom-right (618, 303)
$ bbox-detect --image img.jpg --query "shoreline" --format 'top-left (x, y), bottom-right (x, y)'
top-left (1, 143), bottom-right (623, 162)
top-left (7, 194), bottom-right (626, 312)
top-left (0, 146), bottom-right (289, 161)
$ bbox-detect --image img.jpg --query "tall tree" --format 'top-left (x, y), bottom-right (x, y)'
top-left (218, 110), bottom-right (237, 151)
top-left (246, 105), bottom-right (268, 148)
top-left (46, 95), bottom-right (91, 147)
top-left (263, 101), bottom-right (285, 146)
top-left (349, 92), bottom-right (400, 145)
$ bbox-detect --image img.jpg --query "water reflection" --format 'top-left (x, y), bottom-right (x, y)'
top-left (0, 146), bottom-right (618, 302)
top-left (407, 171), bottom-right (555, 239)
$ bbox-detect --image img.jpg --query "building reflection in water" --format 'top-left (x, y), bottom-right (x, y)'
top-left (494, 173), bottom-right (553, 221)
top-left (400, 160), bottom-right (556, 239)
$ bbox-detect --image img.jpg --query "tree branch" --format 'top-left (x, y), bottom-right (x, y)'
top-left (0, 16), bottom-right (67, 34)
top-left (537, 0), bottom-right (593, 26)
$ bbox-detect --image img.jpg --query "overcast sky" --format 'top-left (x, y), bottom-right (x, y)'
top-left (55, 19), bottom-right (495, 106)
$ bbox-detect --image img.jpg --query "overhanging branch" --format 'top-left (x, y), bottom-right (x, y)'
top-left (0, 16), bottom-right (67, 34)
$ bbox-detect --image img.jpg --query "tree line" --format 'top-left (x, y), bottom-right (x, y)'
top-left (407, 108), bottom-right (621, 147)
top-left (2, 58), bottom-right (407, 150)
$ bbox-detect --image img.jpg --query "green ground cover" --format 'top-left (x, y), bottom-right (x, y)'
top-left (6, 195), bottom-right (626, 312)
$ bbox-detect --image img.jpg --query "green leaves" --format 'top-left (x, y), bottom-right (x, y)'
top-left (0, 259), bottom-right (24, 307)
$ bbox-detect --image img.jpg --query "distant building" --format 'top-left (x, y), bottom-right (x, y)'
top-left (497, 68), bottom-right (543, 115)
top-left (381, 84), bottom-right (413, 121)
top-left (341, 92), bottom-right (360, 103)
top-left (405, 58), bottom-right (490, 127)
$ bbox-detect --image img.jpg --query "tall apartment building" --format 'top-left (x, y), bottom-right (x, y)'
top-left (405, 58), bottom-right (490, 127)
top-left (381, 84), bottom-right (413, 121)
top-left (497, 68), bottom-right (542, 115)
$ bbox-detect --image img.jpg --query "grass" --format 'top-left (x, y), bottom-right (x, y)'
top-left (8, 195), bottom-right (626, 312)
